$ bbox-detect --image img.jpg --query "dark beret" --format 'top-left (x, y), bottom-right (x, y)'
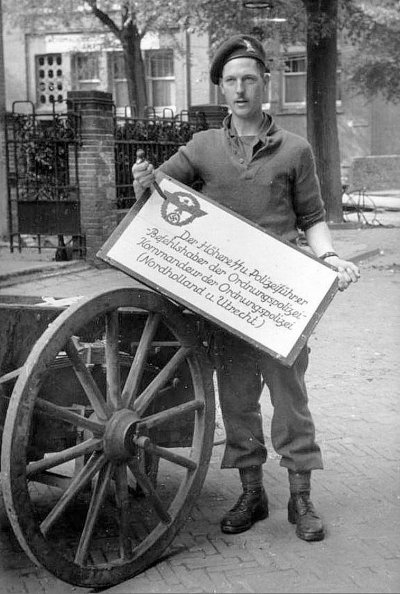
top-left (210, 34), bottom-right (267, 85)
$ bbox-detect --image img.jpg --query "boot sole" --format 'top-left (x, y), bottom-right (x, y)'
top-left (288, 505), bottom-right (325, 541)
top-left (221, 508), bottom-right (269, 534)
top-left (295, 526), bottom-right (325, 541)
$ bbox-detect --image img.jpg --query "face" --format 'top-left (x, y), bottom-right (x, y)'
top-left (219, 57), bottom-right (268, 122)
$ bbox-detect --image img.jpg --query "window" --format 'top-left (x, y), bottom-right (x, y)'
top-left (145, 50), bottom-right (175, 109)
top-left (283, 55), bottom-right (342, 107)
top-left (283, 56), bottom-right (306, 106)
top-left (71, 53), bottom-right (100, 91)
top-left (109, 52), bottom-right (129, 108)
top-left (36, 54), bottom-right (64, 106)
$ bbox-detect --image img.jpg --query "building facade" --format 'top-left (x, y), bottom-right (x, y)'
top-left (3, 4), bottom-right (400, 185)
top-left (3, 8), bottom-right (211, 118)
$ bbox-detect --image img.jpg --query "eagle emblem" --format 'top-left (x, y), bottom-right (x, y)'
top-left (160, 189), bottom-right (207, 226)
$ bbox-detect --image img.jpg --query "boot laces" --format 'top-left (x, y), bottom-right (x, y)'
top-left (231, 489), bottom-right (262, 512)
top-left (295, 494), bottom-right (318, 518)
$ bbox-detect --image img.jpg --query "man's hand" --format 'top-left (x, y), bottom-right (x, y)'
top-left (325, 256), bottom-right (360, 291)
top-left (132, 150), bottom-right (155, 189)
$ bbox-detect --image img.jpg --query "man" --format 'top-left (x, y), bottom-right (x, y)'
top-left (132, 34), bottom-right (360, 542)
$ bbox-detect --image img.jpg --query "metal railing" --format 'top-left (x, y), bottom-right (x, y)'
top-left (5, 100), bottom-right (83, 256)
top-left (113, 107), bottom-right (224, 209)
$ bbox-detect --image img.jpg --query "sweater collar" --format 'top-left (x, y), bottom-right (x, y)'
top-left (223, 112), bottom-right (279, 143)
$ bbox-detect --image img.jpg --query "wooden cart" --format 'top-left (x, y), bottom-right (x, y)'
top-left (0, 175), bottom-right (338, 589)
top-left (0, 288), bottom-right (216, 588)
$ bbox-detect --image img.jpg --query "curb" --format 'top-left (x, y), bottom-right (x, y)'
top-left (0, 261), bottom-right (92, 288)
top-left (328, 221), bottom-right (363, 230)
top-left (0, 248), bottom-right (383, 290)
top-left (349, 248), bottom-right (383, 263)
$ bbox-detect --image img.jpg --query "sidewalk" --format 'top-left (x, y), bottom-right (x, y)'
top-left (1, 209), bottom-right (399, 293)
top-left (0, 241), bottom-right (91, 288)
top-left (0, 213), bottom-right (399, 594)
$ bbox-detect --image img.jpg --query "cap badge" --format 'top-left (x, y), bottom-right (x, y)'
top-left (243, 39), bottom-right (256, 53)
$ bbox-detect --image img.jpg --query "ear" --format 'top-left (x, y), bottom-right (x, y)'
top-left (219, 80), bottom-right (226, 96)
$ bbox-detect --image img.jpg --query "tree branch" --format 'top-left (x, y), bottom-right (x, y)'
top-left (86, 0), bottom-right (122, 39)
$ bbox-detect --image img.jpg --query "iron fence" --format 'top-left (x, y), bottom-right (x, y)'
top-left (114, 108), bottom-right (223, 210)
top-left (4, 100), bottom-right (227, 256)
top-left (5, 101), bottom-right (83, 257)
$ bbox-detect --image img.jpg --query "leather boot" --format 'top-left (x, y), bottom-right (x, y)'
top-left (221, 466), bottom-right (269, 534)
top-left (287, 471), bottom-right (325, 542)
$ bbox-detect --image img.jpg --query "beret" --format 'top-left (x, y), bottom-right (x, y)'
top-left (210, 34), bottom-right (267, 85)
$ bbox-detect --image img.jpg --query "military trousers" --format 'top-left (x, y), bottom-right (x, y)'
top-left (212, 330), bottom-right (324, 472)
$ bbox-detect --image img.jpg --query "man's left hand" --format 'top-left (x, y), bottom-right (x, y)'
top-left (326, 256), bottom-right (360, 291)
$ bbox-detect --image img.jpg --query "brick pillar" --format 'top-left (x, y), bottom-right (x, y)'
top-left (67, 90), bottom-right (118, 264)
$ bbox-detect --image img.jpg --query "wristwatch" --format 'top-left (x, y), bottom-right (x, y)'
top-left (319, 252), bottom-right (339, 260)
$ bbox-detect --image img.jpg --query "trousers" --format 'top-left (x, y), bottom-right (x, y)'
top-left (212, 329), bottom-right (323, 473)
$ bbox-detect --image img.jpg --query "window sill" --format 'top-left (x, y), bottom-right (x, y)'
top-left (276, 106), bottom-right (307, 116)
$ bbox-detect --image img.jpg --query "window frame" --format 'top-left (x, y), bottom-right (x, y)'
top-left (108, 51), bottom-right (129, 110)
top-left (145, 49), bottom-right (175, 111)
top-left (71, 52), bottom-right (101, 91)
top-left (282, 53), bottom-right (342, 110)
top-left (282, 55), bottom-right (307, 108)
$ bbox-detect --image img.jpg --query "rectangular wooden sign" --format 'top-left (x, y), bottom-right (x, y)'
top-left (97, 174), bottom-right (339, 366)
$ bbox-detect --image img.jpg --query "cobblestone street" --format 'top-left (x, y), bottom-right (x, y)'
top-left (0, 220), bottom-right (399, 594)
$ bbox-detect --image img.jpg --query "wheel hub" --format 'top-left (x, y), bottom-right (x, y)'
top-left (103, 408), bottom-right (141, 461)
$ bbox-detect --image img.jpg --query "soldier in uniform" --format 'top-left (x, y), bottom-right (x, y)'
top-left (132, 34), bottom-right (360, 542)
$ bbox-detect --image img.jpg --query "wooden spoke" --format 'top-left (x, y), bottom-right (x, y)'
top-left (74, 462), bottom-right (114, 566)
top-left (34, 397), bottom-right (104, 434)
top-left (133, 346), bottom-right (192, 417)
top-left (27, 438), bottom-right (102, 477)
top-left (135, 438), bottom-right (197, 471)
top-left (65, 338), bottom-right (110, 421)
top-left (127, 460), bottom-right (171, 524)
top-left (137, 400), bottom-right (204, 432)
top-left (0, 367), bottom-right (22, 385)
top-left (122, 312), bottom-right (161, 409)
top-left (40, 452), bottom-right (107, 536)
top-left (105, 310), bottom-right (122, 410)
top-left (115, 463), bottom-right (133, 559)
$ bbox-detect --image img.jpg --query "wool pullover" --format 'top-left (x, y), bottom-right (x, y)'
top-left (158, 114), bottom-right (326, 244)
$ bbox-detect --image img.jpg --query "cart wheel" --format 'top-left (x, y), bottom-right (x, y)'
top-left (1, 288), bottom-right (215, 588)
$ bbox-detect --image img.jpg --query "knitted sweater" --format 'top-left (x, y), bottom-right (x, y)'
top-left (158, 114), bottom-right (326, 244)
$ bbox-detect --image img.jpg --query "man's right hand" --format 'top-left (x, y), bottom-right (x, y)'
top-left (132, 159), bottom-right (155, 189)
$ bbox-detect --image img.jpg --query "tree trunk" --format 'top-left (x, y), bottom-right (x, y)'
top-left (121, 21), bottom-right (147, 118)
top-left (304, 0), bottom-right (343, 223)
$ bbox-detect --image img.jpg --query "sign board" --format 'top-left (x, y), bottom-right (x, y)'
top-left (98, 174), bottom-right (338, 366)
